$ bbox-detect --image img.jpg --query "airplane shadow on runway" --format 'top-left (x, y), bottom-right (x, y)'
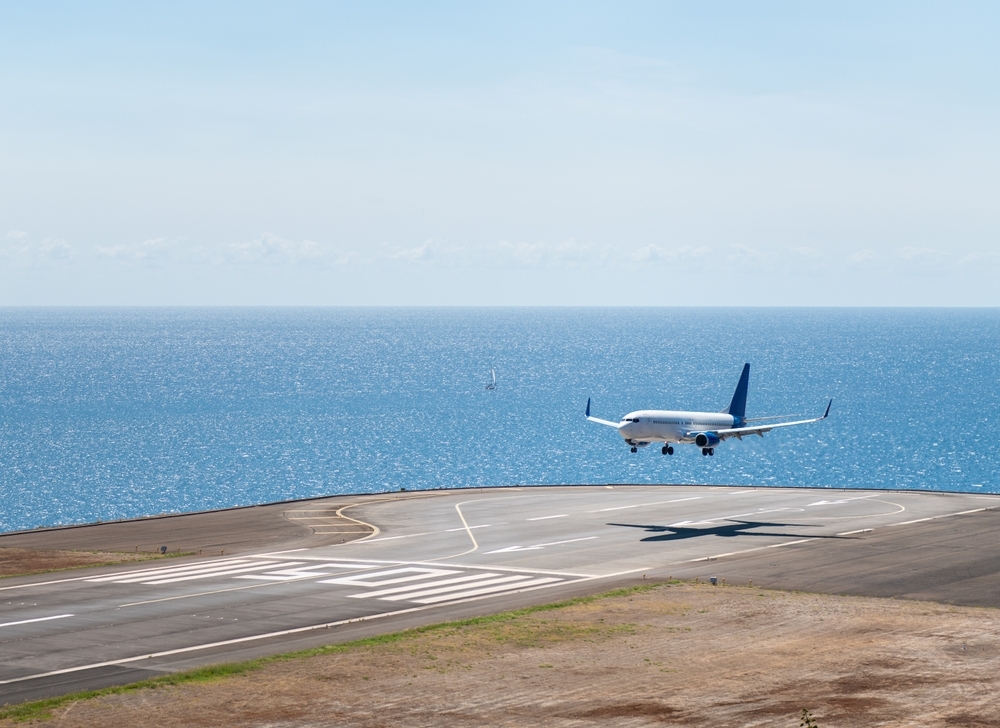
top-left (607, 519), bottom-right (847, 543)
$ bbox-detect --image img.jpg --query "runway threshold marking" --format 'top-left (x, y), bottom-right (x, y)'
top-left (86, 557), bottom-right (255, 582)
top-left (321, 567), bottom-right (460, 587)
top-left (350, 572), bottom-right (501, 598)
top-left (0, 614), bottom-right (74, 629)
top-left (0, 566), bottom-right (649, 688)
top-left (0, 555), bottom-right (255, 592)
top-left (117, 562), bottom-right (387, 607)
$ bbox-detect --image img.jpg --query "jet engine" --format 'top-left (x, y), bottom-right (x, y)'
top-left (694, 432), bottom-right (720, 448)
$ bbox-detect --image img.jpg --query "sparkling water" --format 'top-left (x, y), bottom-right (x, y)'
top-left (1, 308), bottom-right (997, 532)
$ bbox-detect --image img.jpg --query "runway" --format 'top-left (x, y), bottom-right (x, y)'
top-left (2, 484), bottom-right (999, 705)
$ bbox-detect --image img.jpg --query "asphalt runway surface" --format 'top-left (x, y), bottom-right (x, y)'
top-left (2, 485), bottom-right (1000, 705)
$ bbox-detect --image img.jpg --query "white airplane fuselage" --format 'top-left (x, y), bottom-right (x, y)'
top-left (618, 410), bottom-right (738, 446)
top-left (586, 362), bottom-right (831, 456)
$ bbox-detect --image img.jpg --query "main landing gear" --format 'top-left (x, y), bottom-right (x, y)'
top-left (661, 445), bottom-right (674, 455)
top-left (701, 448), bottom-right (715, 456)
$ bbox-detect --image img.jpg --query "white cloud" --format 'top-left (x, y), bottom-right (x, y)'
top-left (488, 239), bottom-right (608, 268)
top-left (848, 249), bottom-right (877, 264)
top-left (629, 244), bottom-right (712, 264)
top-left (787, 246), bottom-right (823, 259)
top-left (222, 232), bottom-right (358, 266)
top-left (1, 230), bottom-right (75, 266)
top-left (94, 237), bottom-right (178, 261)
top-left (895, 246), bottom-right (947, 262)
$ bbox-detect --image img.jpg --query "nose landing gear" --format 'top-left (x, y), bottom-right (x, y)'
top-left (630, 446), bottom-right (638, 453)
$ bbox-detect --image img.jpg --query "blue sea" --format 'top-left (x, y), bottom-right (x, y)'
top-left (1, 308), bottom-right (998, 533)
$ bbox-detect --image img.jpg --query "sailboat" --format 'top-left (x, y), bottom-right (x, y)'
top-left (485, 368), bottom-right (497, 390)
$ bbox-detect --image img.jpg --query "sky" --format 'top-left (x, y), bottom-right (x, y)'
top-left (2, 1), bottom-right (999, 306)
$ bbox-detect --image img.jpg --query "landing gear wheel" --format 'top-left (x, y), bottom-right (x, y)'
top-left (701, 448), bottom-right (708, 456)
top-left (661, 446), bottom-right (668, 455)
top-left (708, 448), bottom-right (715, 456)
top-left (630, 446), bottom-right (638, 453)
top-left (667, 446), bottom-right (674, 455)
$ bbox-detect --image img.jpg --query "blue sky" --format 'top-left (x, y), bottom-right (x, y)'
top-left (2, 2), bottom-right (998, 305)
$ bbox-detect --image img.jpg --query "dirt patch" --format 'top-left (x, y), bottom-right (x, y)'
top-left (0, 548), bottom-right (171, 578)
top-left (8, 583), bottom-right (1000, 727)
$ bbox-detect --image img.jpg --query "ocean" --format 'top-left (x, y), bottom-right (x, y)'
top-left (0, 307), bottom-right (997, 533)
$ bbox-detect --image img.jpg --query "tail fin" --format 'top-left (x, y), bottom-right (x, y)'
top-left (723, 363), bottom-right (750, 419)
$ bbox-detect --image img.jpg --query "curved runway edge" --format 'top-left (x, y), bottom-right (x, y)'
top-left (3, 484), bottom-right (1000, 707)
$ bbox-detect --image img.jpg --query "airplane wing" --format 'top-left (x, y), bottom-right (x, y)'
top-left (585, 398), bottom-right (621, 428)
top-left (713, 400), bottom-right (832, 441)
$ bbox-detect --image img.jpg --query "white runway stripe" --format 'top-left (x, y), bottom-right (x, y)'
top-left (107, 561), bottom-right (270, 585)
top-left (0, 614), bottom-right (74, 628)
top-left (106, 562), bottom-right (261, 585)
top-left (320, 567), bottom-right (459, 587)
top-left (144, 562), bottom-right (300, 585)
top-left (381, 575), bottom-right (534, 602)
top-left (236, 563), bottom-right (378, 582)
top-left (86, 557), bottom-right (251, 582)
top-left (348, 572), bottom-right (500, 599)
top-left (414, 577), bottom-right (561, 604)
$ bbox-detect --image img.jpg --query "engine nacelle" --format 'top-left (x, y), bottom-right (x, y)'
top-left (694, 432), bottom-right (720, 448)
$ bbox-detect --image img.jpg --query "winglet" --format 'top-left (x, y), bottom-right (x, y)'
top-left (586, 397), bottom-right (591, 418)
top-left (823, 399), bottom-right (832, 419)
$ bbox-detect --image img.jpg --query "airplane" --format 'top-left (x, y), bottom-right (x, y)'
top-left (585, 363), bottom-right (831, 457)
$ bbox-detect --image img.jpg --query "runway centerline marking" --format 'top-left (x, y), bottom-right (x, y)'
top-left (0, 614), bottom-right (74, 628)
top-left (890, 507), bottom-right (989, 527)
top-left (687, 538), bottom-right (814, 562)
top-left (527, 514), bottom-right (568, 521)
top-left (485, 536), bottom-right (597, 554)
top-left (685, 507), bottom-right (803, 525)
top-left (590, 496), bottom-right (703, 513)
top-left (807, 494), bottom-right (881, 507)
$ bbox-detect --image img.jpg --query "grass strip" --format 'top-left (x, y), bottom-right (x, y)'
top-left (0, 580), bottom-right (674, 722)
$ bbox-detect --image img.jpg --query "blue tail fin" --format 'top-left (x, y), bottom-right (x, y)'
top-left (724, 363), bottom-right (750, 419)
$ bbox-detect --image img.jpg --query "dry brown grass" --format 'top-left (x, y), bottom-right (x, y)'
top-left (7, 582), bottom-right (1000, 727)
top-left (0, 548), bottom-right (171, 578)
